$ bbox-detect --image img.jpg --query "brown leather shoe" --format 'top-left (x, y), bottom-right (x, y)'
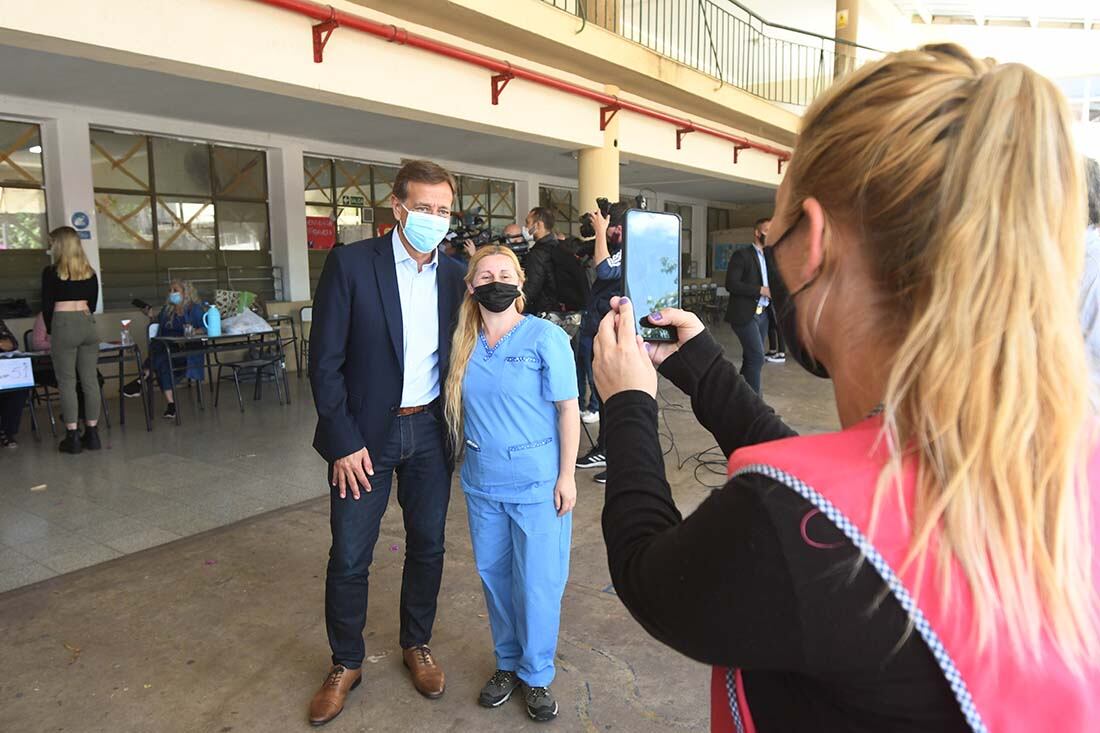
top-left (308, 664), bottom-right (362, 726)
top-left (402, 645), bottom-right (445, 698)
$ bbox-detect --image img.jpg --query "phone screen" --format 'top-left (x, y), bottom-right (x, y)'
top-left (622, 209), bottom-right (681, 342)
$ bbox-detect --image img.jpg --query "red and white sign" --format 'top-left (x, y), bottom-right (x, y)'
top-left (306, 216), bottom-right (336, 250)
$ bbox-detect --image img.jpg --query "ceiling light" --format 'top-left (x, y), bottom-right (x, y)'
top-left (29, 145), bottom-right (42, 154)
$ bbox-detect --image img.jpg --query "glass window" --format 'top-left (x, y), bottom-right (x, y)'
top-left (539, 186), bottom-right (578, 236)
top-left (0, 186), bottom-right (47, 250)
top-left (90, 129), bottom-right (272, 306)
top-left (665, 202), bottom-right (693, 253)
top-left (95, 192), bottom-right (154, 250)
top-left (304, 156), bottom-right (333, 205)
top-left (152, 137), bottom-right (212, 196)
top-left (90, 129), bottom-right (150, 191)
top-left (213, 145), bottom-right (266, 201)
top-left (334, 158), bottom-right (370, 208)
top-left (0, 120), bottom-right (44, 187)
top-left (216, 200), bottom-right (268, 251)
top-left (156, 196), bottom-right (215, 250)
top-left (371, 165), bottom-right (397, 207)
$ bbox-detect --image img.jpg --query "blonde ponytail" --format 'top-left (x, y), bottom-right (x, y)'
top-left (787, 44), bottom-right (1097, 667)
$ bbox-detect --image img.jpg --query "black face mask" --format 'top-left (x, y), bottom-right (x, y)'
top-left (764, 215), bottom-right (830, 379)
top-left (472, 282), bottom-right (521, 313)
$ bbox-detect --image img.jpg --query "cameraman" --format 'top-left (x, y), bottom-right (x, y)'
top-left (521, 208), bottom-right (560, 315)
top-left (574, 201), bottom-right (628, 480)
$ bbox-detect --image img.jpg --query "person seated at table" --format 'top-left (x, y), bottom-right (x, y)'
top-left (121, 280), bottom-right (205, 420)
top-left (0, 317), bottom-right (31, 448)
top-left (30, 311), bottom-right (105, 425)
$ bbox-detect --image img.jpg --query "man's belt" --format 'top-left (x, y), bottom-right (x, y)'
top-left (395, 401), bottom-right (435, 417)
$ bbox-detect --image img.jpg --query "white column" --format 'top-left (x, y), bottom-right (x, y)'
top-left (516, 175), bottom-right (540, 224)
top-left (41, 114), bottom-right (102, 312)
top-left (691, 203), bottom-right (707, 279)
top-left (267, 143), bottom-right (310, 301)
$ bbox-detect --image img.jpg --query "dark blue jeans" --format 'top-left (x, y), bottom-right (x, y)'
top-left (732, 311), bottom-right (769, 395)
top-left (325, 408), bottom-right (452, 669)
top-left (575, 332), bottom-right (599, 413)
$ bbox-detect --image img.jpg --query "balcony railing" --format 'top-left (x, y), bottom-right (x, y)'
top-left (540, 0), bottom-right (884, 107)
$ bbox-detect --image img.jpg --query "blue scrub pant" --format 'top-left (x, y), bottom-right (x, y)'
top-left (465, 491), bottom-right (571, 687)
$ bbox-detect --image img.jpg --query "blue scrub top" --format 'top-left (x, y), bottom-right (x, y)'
top-left (461, 315), bottom-right (579, 503)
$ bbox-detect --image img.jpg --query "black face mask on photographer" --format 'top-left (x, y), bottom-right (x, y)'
top-left (764, 213), bottom-right (829, 379)
top-left (472, 282), bottom-right (521, 313)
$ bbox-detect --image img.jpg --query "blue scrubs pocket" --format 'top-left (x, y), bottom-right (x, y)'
top-left (508, 438), bottom-right (558, 487)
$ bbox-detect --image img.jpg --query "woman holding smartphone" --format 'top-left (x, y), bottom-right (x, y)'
top-left (122, 280), bottom-right (205, 420)
top-left (42, 226), bottom-right (102, 454)
top-left (443, 245), bottom-right (579, 722)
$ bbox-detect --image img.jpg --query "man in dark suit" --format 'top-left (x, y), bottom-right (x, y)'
top-left (307, 160), bottom-right (466, 726)
top-left (724, 217), bottom-right (772, 395)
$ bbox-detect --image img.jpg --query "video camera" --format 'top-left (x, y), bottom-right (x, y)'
top-left (446, 206), bottom-right (529, 259)
top-left (579, 197), bottom-right (611, 238)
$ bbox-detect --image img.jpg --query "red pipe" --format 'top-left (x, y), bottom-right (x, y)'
top-left (253, 0), bottom-right (791, 163)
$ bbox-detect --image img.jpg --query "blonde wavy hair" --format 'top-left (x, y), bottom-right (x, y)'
top-left (49, 226), bottom-right (94, 281)
top-left (166, 279), bottom-right (200, 310)
top-left (784, 43), bottom-right (1097, 668)
top-left (443, 246), bottom-right (527, 452)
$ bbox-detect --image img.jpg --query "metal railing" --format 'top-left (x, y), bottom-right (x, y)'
top-left (541, 0), bottom-right (884, 106)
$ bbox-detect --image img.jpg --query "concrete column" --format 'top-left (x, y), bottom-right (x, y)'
top-left (516, 175), bottom-right (539, 224)
top-left (577, 86), bottom-right (620, 216)
top-left (835, 0), bottom-right (861, 77)
top-left (41, 114), bottom-right (102, 312)
top-left (267, 143), bottom-right (310, 301)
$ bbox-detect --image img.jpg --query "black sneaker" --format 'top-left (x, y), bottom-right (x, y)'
top-left (163, 403), bottom-right (177, 420)
top-left (0, 430), bottom-right (16, 449)
top-left (523, 685), bottom-right (558, 722)
top-left (594, 471), bottom-right (607, 485)
top-left (576, 448), bottom-right (606, 469)
top-left (478, 669), bottom-right (519, 708)
top-left (122, 379), bottom-right (145, 398)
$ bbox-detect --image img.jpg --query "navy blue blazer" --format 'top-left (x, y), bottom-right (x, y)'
top-left (309, 235), bottom-right (466, 467)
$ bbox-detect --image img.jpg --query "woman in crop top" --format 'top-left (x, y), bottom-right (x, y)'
top-left (42, 226), bottom-right (102, 454)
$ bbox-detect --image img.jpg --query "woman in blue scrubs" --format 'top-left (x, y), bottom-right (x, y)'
top-left (443, 245), bottom-right (579, 722)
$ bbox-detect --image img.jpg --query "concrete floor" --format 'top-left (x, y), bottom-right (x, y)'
top-left (0, 326), bottom-right (838, 732)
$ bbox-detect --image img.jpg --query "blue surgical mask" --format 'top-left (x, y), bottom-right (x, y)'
top-left (400, 204), bottom-right (450, 254)
top-left (168, 292), bottom-right (183, 305)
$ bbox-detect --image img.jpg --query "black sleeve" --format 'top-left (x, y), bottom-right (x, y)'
top-left (658, 330), bottom-right (795, 456)
top-left (308, 250), bottom-right (365, 463)
top-left (601, 391), bottom-right (803, 668)
top-left (41, 267), bottom-right (55, 334)
top-left (523, 249), bottom-right (548, 313)
top-left (724, 249), bottom-right (760, 299)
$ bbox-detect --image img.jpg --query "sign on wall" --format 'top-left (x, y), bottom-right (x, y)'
top-left (306, 216), bottom-right (336, 250)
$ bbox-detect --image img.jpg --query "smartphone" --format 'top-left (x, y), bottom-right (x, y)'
top-left (621, 209), bottom-right (681, 342)
top-left (131, 298), bottom-right (151, 310)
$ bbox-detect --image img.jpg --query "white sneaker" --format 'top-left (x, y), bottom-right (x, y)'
top-left (581, 410), bottom-right (600, 424)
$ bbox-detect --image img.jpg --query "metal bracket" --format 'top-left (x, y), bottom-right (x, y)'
top-left (599, 105), bottom-right (620, 131)
top-left (491, 72), bottom-right (515, 105)
top-left (676, 127), bottom-right (694, 150)
top-left (733, 144), bottom-right (749, 164)
top-left (777, 158), bottom-right (786, 175)
top-left (312, 13), bottom-right (340, 63)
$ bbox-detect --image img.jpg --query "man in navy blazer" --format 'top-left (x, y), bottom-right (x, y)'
top-left (307, 160), bottom-right (466, 726)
